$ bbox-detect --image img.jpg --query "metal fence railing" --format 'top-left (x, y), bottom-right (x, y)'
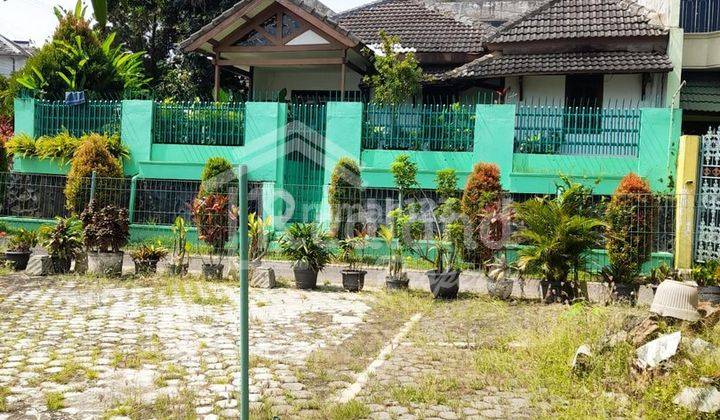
top-left (34, 100), bottom-right (122, 138)
top-left (514, 105), bottom-right (642, 157)
top-left (362, 103), bottom-right (476, 152)
top-left (681, 0), bottom-right (720, 33)
top-left (152, 101), bottom-right (246, 146)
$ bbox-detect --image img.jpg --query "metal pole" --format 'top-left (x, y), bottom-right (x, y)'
top-left (238, 165), bottom-right (249, 420)
top-left (89, 170), bottom-right (97, 203)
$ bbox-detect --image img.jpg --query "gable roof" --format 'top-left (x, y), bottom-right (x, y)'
top-left (336, 0), bottom-right (489, 53)
top-left (180, 0), bottom-right (360, 52)
top-left (0, 34), bottom-right (31, 57)
top-left (440, 50), bottom-right (672, 80)
top-left (486, 0), bottom-right (667, 44)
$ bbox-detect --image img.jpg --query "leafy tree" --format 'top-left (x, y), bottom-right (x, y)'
top-left (461, 163), bottom-right (502, 268)
top-left (4, 1), bottom-right (147, 104)
top-left (328, 157), bottom-right (362, 239)
top-left (107, 0), bottom-right (245, 99)
top-left (364, 31), bottom-right (423, 106)
top-left (605, 173), bottom-right (655, 283)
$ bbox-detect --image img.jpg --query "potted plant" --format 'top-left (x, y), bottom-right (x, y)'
top-left (130, 243), bottom-right (169, 275)
top-left (604, 173), bottom-right (655, 303)
top-left (192, 157), bottom-right (237, 280)
top-left (692, 259), bottom-right (720, 303)
top-left (409, 168), bottom-right (467, 299)
top-left (5, 228), bottom-right (38, 270)
top-left (461, 163), bottom-right (503, 270)
top-left (168, 216), bottom-right (190, 276)
top-left (248, 213), bottom-right (276, 288)
top-left (81, 202), bottom-right (130, 277)
top-left (486, 256), bottom-right (520, 300)
top-left (338, 233), bottom-right (368, 292)
top-left (191, 193), bottom-right (231, 280)
top-left (513, 180), bottom-right (604, 303)
top-left (278, 223), bottom-right (332, 290)
top-left (39, 216), bottom-right (83, 274)
top-left (378, 225), bottom-right (409, 289)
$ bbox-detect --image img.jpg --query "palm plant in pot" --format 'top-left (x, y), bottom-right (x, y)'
top-left (248, 213), bottom-right (275, 287)
top-left (168, 216), bottom-right (190, 276)
top-left (130, 243), bottom-right (169, 275)
top-left (39, 216), bottom-right (83, 274)
top-left (5, 228), bottom-right (38, 270)
top-left (278, 223), bottom-right (332, 290)
top-left (338, 232), bottom-right (368, 292)
top-left (604, 173), bottom-right (656, 303)
top-left (81, 201), bottom-right (130, 277)
top-left (513, 181), bottom-right (604, 303)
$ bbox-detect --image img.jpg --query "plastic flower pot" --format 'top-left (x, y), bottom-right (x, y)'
top-left (427, 270), bottom-right (460, 299)
top-left (134, 259), bottom-right (159, 276)
top-left (341, 269), bottom-right (366, 292)
top-left (167, 263), bottom-right (189, 277)
top-left (4, 251), bottom-right (31, 271)
top-left (87, 251), bottom-right (124, 277)
top-left (294, 266), bottom-right (318, 290)
top-left (385, 274), bottom-right (409, 290)
top-left (202, 264), bottom-right (224, 280)
top-left (540, 280), bottom-right (576, 304)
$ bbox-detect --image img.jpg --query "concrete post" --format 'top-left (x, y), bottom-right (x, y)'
top-left (674, 135), bottom-right (700, 269)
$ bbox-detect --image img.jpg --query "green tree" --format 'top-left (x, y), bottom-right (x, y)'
top-left (328, 157), bottom-right (362, 239)
top-left (364, 31), bottom-right (423, 106)
top-left (107, 0), bottom-right (244, 99)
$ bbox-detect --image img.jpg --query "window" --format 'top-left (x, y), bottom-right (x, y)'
top-left (564, 74), bottom-right (604, 133)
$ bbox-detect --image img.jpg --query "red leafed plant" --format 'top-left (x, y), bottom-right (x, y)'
top-left (461, 163), bottom-right (503, 268)
top-left (0, 116), bottom-right (12, 144)
top-left (191, 193), bottom-right (232, 256)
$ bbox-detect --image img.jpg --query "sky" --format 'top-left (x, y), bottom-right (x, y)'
top-left (0, 0), bottom-right (372, 46)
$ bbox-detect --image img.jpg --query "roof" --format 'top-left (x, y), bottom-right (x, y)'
top-left (487, 0), bottom-right (667, 44)
top-left (441, 51), bottom-right (672, 80)
top-left (180, 0), bottom-right (360, 51)
top-left (681, 81), bottom-right (720, 113)
top-left (336, 0), bottom-right (489, 53)
top-left (0, 34), bottom-right (31, 57)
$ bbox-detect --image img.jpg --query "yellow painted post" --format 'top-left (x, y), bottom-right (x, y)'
top-left (674, 135), bottom-right (700, 269)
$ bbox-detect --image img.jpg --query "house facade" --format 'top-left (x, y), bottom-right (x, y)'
top-left (0, 35), bottom-right (31, 77)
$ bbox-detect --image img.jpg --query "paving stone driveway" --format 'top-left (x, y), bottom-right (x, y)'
top-left (0, 275), bottom-right (372, 419)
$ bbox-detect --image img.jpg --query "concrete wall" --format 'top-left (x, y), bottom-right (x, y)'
top-left (252, 66), bottom-right (363, 99)
top-left (683, 32), bottom-right (720, 70)
top-left (505, 73), bottom-right (666, 107)
top-left (0, 55), bottom-right (25, 76)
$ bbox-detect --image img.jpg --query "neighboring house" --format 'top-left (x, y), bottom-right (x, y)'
top-left (678, 0), bottom-right (720, 134)
top-left (437, 0), bottom-right (674, 108)
top-left (179, 0), bottom-right (490, 102)
top-left (0, 35), bottom-right (31, 77)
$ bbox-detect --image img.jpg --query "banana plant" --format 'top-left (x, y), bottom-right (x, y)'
top-left (53, 0), bottom-right (106, 28)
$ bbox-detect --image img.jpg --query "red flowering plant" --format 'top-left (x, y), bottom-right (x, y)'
top-left (0, 116), bottom-right (12, 144)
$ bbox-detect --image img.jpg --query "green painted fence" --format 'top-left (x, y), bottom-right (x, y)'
top-left (152, 101), bottom-right (246, 146)
top-left (34, 99), bottom-right (122, 138)
top-left (362, 103), bottom-right (476, 152)
top-left (514, 105), bottom-right (641, 157)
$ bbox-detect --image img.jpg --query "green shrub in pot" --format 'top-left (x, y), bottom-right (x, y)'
top-left (338, 232), bottom-right (368, 292)
top-left (39, 216), bottom-right (83, 274)
top-left (5, 228), bottom-right (38, 270)
top-left (278, 223), bottom-right (332, 290)
top-left (130, 243), bottom-right (169, 275)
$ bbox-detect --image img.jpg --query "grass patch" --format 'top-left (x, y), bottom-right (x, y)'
top-left (49, 360), bottom-right (98, 384)
top-left (0, 386), bottom-right (9, 412)
top-left (390, 376), bottom-right (459, 405)
top-left (45, 392), bottom-right (66, 411)
top-left (103, 388), bottom-right (196, 419)
top-left (323, 400), bottom-right (371, 420)
top-left (154, 363), bottom-right (188, 387)
top-left (111, 348), bottom-right (163, 369)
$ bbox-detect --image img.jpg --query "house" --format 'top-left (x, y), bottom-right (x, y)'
top-left (0, 35), bottom-right (31, 77)
top-left (436, 0), bottom-right (675, 108)
top-left (678, 0), bottom-right (720, 134)
top-left (179, 0), bottom-right (490, 102)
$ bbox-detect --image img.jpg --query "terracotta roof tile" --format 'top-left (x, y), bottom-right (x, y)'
top-left (441, 51), bottom-right (672, 80)
top-left (487, 0), bottom-right (667, 44)
top-left (336, 0), bottom-right (489, 53)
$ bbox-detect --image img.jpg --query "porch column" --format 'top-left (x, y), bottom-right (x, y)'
top-left (340, 62), bottom-right (346, 101)
top-left (213, 52), bottom-right (220, 101)
top-left (674, 135), bottom-right (700, 269)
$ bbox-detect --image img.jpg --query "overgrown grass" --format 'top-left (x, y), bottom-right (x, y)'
top-left (45, 392), bottom-right (66, 411)
top-left (0, 386), bottom-right (9, 412)
top-left (323, 400), bottom-right (371, 420)
top-left (103, 388), bottom-right (196, 419)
